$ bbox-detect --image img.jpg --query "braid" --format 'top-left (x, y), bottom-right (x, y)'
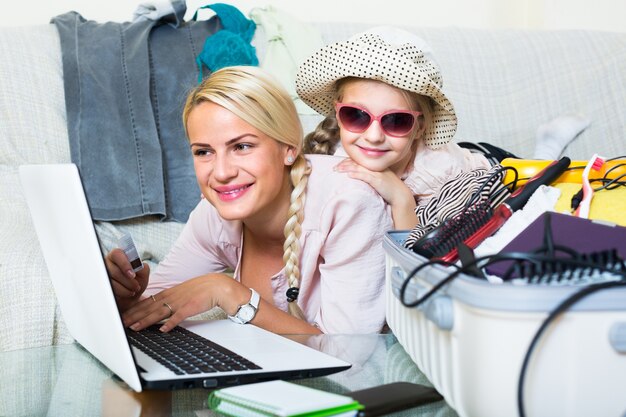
top-left (282, 155), bottom-right (311, 320)
top-left (304, 116), bottom-right (340, 155)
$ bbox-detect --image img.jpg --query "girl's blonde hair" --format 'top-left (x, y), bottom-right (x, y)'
top-left (304, 77), bottom-right (434, 169)
top-left (183, 66), bottom-right (310, 320)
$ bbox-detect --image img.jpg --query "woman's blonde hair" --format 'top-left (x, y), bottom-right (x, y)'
top-left (183, 66), bottom-right (310, 320)
top-left (304, 77), bottom-right (434, 170)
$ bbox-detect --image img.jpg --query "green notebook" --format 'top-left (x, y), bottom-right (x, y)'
top-left (208, 380), bottom-right (363, 417)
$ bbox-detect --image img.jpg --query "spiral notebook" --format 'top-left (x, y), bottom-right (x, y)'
top-left (19, 163), bottom-right (351, 392)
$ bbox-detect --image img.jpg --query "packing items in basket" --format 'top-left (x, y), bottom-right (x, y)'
top-left (502, 157), bottom-right (626, 185)
top-left (407, 157), bottom-right (571, 263)
top-left (384, 230), bottom-right (626, 417)
top-left (403, 164), bottom-right (510, 249)
top-left (502, 156), bottom-right (626, 225)
top-left (485, 211), bottom-right (626, 280)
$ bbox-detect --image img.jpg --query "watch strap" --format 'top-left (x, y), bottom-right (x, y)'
top-left (228, 288), bottom-right (260, 324)
top-left (248, 288), bottom-right (260, 310)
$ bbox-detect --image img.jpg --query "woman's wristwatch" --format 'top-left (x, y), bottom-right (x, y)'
top-left (228, 288), bottom-right (260, 324)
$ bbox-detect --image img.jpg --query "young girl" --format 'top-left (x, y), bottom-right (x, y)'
top-left (296, 26), bottom-right (490, 229)
top-left (105, 66), bottom-right (392, 335)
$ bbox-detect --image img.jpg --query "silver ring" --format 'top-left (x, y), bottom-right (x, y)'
top-left (163, 302), bottom-right (173, 318)
top-left (150, 295), bottom-right (157, 302)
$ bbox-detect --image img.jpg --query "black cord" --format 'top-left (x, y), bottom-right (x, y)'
top-left (399, 259), bottom-right (460, 307)
top-left (570, 173), bottom-right (626, 211)
top-left (505, 166), bottom-right (520, 191)
top-left (604, 162), bottom-right (626, 177)
top-left (569, 158), bottom-right (626, 211)
top-left (465, 165), bottom-right (514, 209)
top-left (490, 250), bottom-right (624, 281)
top-left (570, 188), bottom-right (584, 211)
top-left (499, 212), bottom-right (614, 280)
top-left (595, 173), bottom-right (626, 191)
top-left (517, 279), bottom-right (626, 417)
top-left (606, 155), bottom-right (626, 161)
top-left (508, 164), bottom-right (584, 194)
top-left (543, 211), bottom-right (555, 254)
top-left (400, 243), bottom-right (625, 307)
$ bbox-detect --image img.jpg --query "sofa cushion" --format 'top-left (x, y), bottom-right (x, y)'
top-left (0, 25), bottom-right (70, 165)
top-left (0, 166), bottom-right (74, 350)
top-left (419, 27), bottom-right (626, 160)
top-left (0, 26), bottom-right (72, 350)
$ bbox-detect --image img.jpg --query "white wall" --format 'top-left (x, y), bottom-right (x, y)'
top-left (1, 0), bottom-right (625, 32)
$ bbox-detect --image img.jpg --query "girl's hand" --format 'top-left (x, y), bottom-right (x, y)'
top-left (335, 158), bottom-right (405, 204)
top-left (105, 248), bottom-right (150, 312)
top-left (122, 273), bottom-right (249, 332)
top-left (335, 159), bottom-right (417, 229)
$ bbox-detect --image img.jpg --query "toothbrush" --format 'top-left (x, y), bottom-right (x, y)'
top-left (574, 154), bottom-right (605, 219)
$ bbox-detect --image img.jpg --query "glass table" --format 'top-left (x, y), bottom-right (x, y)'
top-left (0, 333), bottom-right (459, 417)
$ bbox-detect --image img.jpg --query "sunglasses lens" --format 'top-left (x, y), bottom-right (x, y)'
top-left (381, 112), bottom-right (416, 136)
top-left (338, 106), bottom-right (372, 132)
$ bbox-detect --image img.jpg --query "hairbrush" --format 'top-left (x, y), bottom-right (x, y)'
top-left (411, 156), bottom-right (571, 262)
top-left (410, 200), bottom-right (493, 259)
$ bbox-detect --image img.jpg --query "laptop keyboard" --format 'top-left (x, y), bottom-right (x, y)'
top-left (126, 325), bottom-right (262, 375)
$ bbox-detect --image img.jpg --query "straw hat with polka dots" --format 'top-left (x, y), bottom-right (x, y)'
top-left (295, 26), bottom-right (457, 149)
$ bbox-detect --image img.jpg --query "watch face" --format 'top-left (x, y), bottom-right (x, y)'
top-left (238, 305), bottom-right (256, 322)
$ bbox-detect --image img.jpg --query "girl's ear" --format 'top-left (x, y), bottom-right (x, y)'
top-left (414, 115), bottom-right (428, 140)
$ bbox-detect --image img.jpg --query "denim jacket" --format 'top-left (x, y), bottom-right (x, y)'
top-left (52, 2), bottom-right (256, 222)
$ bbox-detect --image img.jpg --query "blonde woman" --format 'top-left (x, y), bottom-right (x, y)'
top-left (106, 66), bottom-right (392, 335)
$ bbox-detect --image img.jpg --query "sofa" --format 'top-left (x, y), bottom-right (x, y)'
top-left (1, 14), bottom-right (625, 351)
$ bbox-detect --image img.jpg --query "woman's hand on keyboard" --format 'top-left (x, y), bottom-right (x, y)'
top-left (122, 273), bottom-right (249, 332)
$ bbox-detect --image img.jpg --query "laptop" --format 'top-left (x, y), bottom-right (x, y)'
top-left (19, 163), bottom-right (351, 392)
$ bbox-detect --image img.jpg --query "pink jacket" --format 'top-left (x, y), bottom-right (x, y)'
top-left (405, 141), bottom-right (491, 204)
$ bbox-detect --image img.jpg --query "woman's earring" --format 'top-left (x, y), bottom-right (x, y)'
top-left (286, 156), bottom-right (295, 164)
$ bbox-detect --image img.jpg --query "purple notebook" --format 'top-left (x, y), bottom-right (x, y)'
top-left (486, 211), bottom-right (626, 278)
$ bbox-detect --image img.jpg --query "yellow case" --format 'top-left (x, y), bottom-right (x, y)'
top-left (501, 158), bottom-right (626, 185)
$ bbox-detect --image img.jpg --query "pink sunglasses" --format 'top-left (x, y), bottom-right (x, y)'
top-left (335, 103), bottom-right (422, 137)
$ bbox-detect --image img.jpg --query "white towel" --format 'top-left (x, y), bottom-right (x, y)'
top-left (474, 184), bottom-right (562, 259)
